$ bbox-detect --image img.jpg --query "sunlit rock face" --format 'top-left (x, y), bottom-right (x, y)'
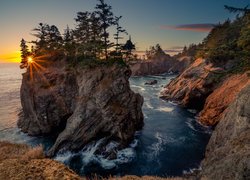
top-left (201, 85), bottom-right (250, 180)
top-left (18, 59), bottom-right (144, 157)
top-left (198, 73), bottom-right (250, 126)
top-left (160, 58), bottom-right (218, 110)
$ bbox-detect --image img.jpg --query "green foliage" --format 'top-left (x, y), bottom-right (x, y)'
top-left (68, 56), bottom-right (127, 69)
top-left (95, 0), bottom-right (116, 60)
top-left (195, 12), bottom-right (250, 72)
top-left (31, 23), bottom-right (63, 54)
top-left (20, 0), bottom-right (130, 70)
top-left (145, 44), bottom-right (165, 59)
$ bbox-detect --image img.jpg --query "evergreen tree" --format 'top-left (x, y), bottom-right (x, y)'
top-left (47, 25), bottom-right (62, 51)
top-left (122, 36), bottom-right (135, 60)
top-left (89, 12), bottom-right (103, 58)
top-left (31, 23), bottom-right (48, 53)
top-left (224, 5), bottom-right (250, 14)
top-left (114, 16), bottom-right (127, 56)
top-left (63, 25), bottom-right (75, 56)
top-left (95, 0), bottom-right (115, 59)
top-left (20, 38), bottom-right (30, 69)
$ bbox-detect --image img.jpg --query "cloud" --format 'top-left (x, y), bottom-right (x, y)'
top-left (160, 23), bottom-right (215, 32)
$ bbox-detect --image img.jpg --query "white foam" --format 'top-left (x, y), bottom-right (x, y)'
top-left (156, 107), bottom-right (174, 112)
top-left (55, 151), bottom-right (75, 164)
top-left (54, 137), bottom-right (139, 171)
top-left (130, 85), bottom-right (145, 91)
top-left (145, 102), bottom-right (154, 109)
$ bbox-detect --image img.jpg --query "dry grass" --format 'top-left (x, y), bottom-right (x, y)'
top-left (21, 144), bottom-right (45, 161)
top-left (89, 175), bottom-right (186, 180)
top-left (0, 141), bottom-right (83, 180)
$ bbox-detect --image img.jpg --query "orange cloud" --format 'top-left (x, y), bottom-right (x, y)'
top-left (160, 24), bottom-right (215, 32)
top-left (0, 51), bottom-right (21, 63)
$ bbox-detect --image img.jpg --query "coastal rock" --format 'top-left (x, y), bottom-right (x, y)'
top-left (161, 58), bottom-right (218, 110)
top-left (129, 55), bottom-right (191, 76)
top-left (18, 60), bottom-right (144, 157)
top-left (145, 80), bottom-right (158, 85)
top-left (201, 85), bottom-right (250, 180)
top-left (198, 72), bottom-right (250, 126)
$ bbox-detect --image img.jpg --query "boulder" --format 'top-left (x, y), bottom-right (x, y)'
top-left (145, 80), bottom-right (158, 85)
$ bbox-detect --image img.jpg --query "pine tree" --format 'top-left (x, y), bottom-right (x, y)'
top-left (95, 0), bottom-right (115, 60)
top-left (114, 16), bottom-right (127, 55)
top-left (20, 38), bottom-right (30, 69)
top-left (31, 23), bottom-right (48, 53)
top-left (47, 25), bottom-right (62, 51)
top-left (122, 36), bottom-right (135, 60)
top-left (63, 25), bottom-right (75, 56)
top-left (224, 5), bottom-right (250, 14)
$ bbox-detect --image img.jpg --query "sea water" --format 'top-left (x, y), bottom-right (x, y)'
top-left (0, 63), bottom-right (211, 177)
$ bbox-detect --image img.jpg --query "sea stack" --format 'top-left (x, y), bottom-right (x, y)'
top-left (18, 58), bottom-right (144, 157)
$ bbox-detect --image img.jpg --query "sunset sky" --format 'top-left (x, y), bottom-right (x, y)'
top-left (0, 0), bottom-right (248, 63)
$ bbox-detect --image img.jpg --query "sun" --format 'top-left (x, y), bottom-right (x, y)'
top-left (28, 57), bottom-right (33, 63)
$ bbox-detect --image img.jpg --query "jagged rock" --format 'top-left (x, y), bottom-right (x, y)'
top-left (198, 72), bottom-right (250, 126)
top-left (201, 85), bottom-right (250, 180)
top-left (129, 55), bottom-right (192, 76)
top-left (145, 80), bottom-right (158, 85)
top-left (161, 58), bottom-right (218, 110)
top-left (18, 60), bottom-right (144, 157)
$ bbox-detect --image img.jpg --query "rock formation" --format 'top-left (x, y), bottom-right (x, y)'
top-left (201, 85), bottom-right (250, 180)
top-left (18, 60), bottom-right (144, 157)
top-left (160, 58), bottom-right (219, 110)
top-left (129, 55), bottom-right (192, 76)
top-left (198, 72), bottom-right (250, 126)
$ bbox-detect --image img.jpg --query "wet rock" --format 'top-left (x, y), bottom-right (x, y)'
top-left (145, 80), bottom-right (158, 85)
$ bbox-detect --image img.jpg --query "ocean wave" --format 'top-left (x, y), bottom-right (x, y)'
top-left (130, 85), bottom-right (146, 91)
top-left (156, 107), bottom-right (174, 112)
top-left (54, 138), bottom-right (139, 171)
top-left (186, 118), bottom-right (212, 134)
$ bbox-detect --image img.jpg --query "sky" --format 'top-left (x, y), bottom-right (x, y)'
top-left (0, 0), bottom-right (248, 63)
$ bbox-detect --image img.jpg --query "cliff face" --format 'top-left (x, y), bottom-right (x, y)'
top-left (161, 57), bottom-right (250, 126)
top-left (198, 73), bottom-right (250, 126)
top-left (18, 61), bottom-right (144, 157)
top-left (129, 55), bottom-right (191, 76)
top-left (161, 58), bottom-right (219, 110)
top-left (201, 85), bottom-right (250, 180)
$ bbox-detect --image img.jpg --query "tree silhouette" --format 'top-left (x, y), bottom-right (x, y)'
top-left (95, 0), bottom-right (115, 60)
top-left (224, 5), bottom-right (250, 14)
top-left (114, 16), bottom-right (127, 56)
top-left (20, 38), bottom-right (30, 69)
top-left (122, 36), bottom-right (135, 60)
top-left (63, 25), bottom-right (75, 56)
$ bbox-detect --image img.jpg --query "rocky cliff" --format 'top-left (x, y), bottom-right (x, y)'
top-left (129, 55), bottom-right (191, 76)
top-left (201, 85), bottom-right (250, 180)
top-left (160, 58), bottom-right (219, 110)
top-left (161, 58), bottom-right (250, 126)
top-left (198, 73), bottom-right (250, 126)
top-left (18, 60), bottom-right (144, 157)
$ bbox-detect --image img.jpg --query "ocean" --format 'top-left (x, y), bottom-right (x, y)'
top-left (0, 63), bottom-right (211, 177)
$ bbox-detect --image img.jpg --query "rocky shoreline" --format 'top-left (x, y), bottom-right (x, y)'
top-left (161, 57), bottom-right (250, 179)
